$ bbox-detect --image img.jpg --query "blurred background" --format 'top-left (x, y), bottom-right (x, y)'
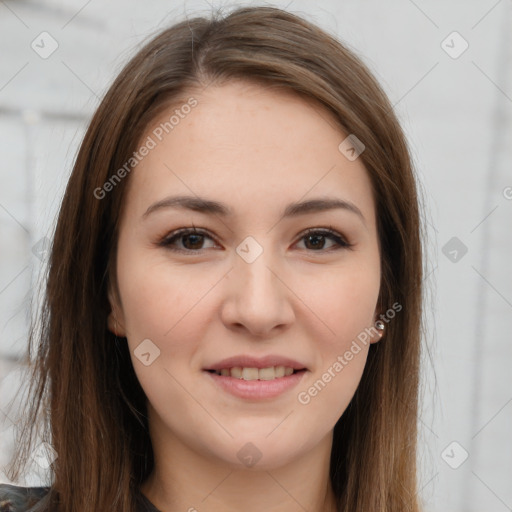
top-left (0, 0), bottom-right (511, 510)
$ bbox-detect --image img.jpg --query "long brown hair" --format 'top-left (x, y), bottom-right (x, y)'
top-left (7, 5), bottom-right (425, 511)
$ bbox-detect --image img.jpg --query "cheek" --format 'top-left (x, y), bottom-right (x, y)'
top-left (290, 260), bottom-right (379, 411)
top-left (117, 247), bottom-right (209, 338)
top-left (292, 257), bottom-right (380, 344)
top-left (115, 253), bottom-right (210, 412)
top-left (116, 247), bottom-right (225, 383)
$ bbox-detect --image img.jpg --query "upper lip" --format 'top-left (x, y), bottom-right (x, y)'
top-left (204, 355), bottom-right (308, 371)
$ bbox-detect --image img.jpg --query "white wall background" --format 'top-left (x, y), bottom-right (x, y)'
top-left (1, 1), bottom-right (511, 511)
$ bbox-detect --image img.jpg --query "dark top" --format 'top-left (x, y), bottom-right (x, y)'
top-left (0, 484), bottom-right (161, 512)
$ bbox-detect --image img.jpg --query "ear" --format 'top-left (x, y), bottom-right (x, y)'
top-left (107, 285), bottom-right (127, 337)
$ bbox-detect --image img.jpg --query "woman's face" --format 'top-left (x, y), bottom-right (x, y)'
top-left (109, 80), bottom-right (382, 470)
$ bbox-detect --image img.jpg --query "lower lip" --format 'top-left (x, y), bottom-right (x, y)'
top-left (204, 370), bottom-right (307, 400)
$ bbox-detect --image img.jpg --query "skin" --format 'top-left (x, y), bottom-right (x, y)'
top-left (107, 80), bottom-right (383, 512)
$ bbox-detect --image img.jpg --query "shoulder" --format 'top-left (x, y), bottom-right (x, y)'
top-left (0, 484), bottom-right (49, 512)
top-left (1, 484), bottom-right (159, 512)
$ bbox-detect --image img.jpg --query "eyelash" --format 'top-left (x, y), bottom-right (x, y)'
top-left (157, 226), bottom-right (353, 254)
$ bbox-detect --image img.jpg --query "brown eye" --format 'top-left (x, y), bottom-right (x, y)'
top-left (297, 229), bottom-right (352, 252)
top-left (179, 233), bottom-right (206, 250)
top-left (159, 229), bottom-right (217, 252)
top-left (303, 232), bottom-right (329, 250)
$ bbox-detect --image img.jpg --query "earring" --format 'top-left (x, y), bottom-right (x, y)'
top-left (375, 320), bottom-right (385, 336)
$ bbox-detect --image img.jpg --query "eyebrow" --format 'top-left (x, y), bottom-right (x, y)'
top-left (142, 195), bottom-right (366, 226)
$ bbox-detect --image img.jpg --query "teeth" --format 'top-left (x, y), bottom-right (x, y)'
top-left (259, 367), bottom-right (276, 380)
top-left (277, 366), bottom-right (286, 378)
top-left (242, 367), bottom-right (259, 380)
top-left (212, 366), bottom-right (297, 380)
top-left (231, 367), bottom-right (242, 379)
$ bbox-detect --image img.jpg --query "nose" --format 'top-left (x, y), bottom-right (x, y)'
top-left (220, 245), bottom-right (295, 338)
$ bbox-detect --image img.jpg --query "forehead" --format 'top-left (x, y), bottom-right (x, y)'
top-left (123, 81), bottom-right (376, 228)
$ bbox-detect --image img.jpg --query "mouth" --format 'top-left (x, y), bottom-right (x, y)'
top-left (203, 366), bottom-right (308, 400)
top-left (202, 354), bottom-right (309, 399)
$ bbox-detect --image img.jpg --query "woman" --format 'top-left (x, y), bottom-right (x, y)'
top-left (1, 5), bottom-right (425, 511)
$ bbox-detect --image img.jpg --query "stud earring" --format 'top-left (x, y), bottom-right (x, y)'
top-left (375, 320), bottom-right (385, 335)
